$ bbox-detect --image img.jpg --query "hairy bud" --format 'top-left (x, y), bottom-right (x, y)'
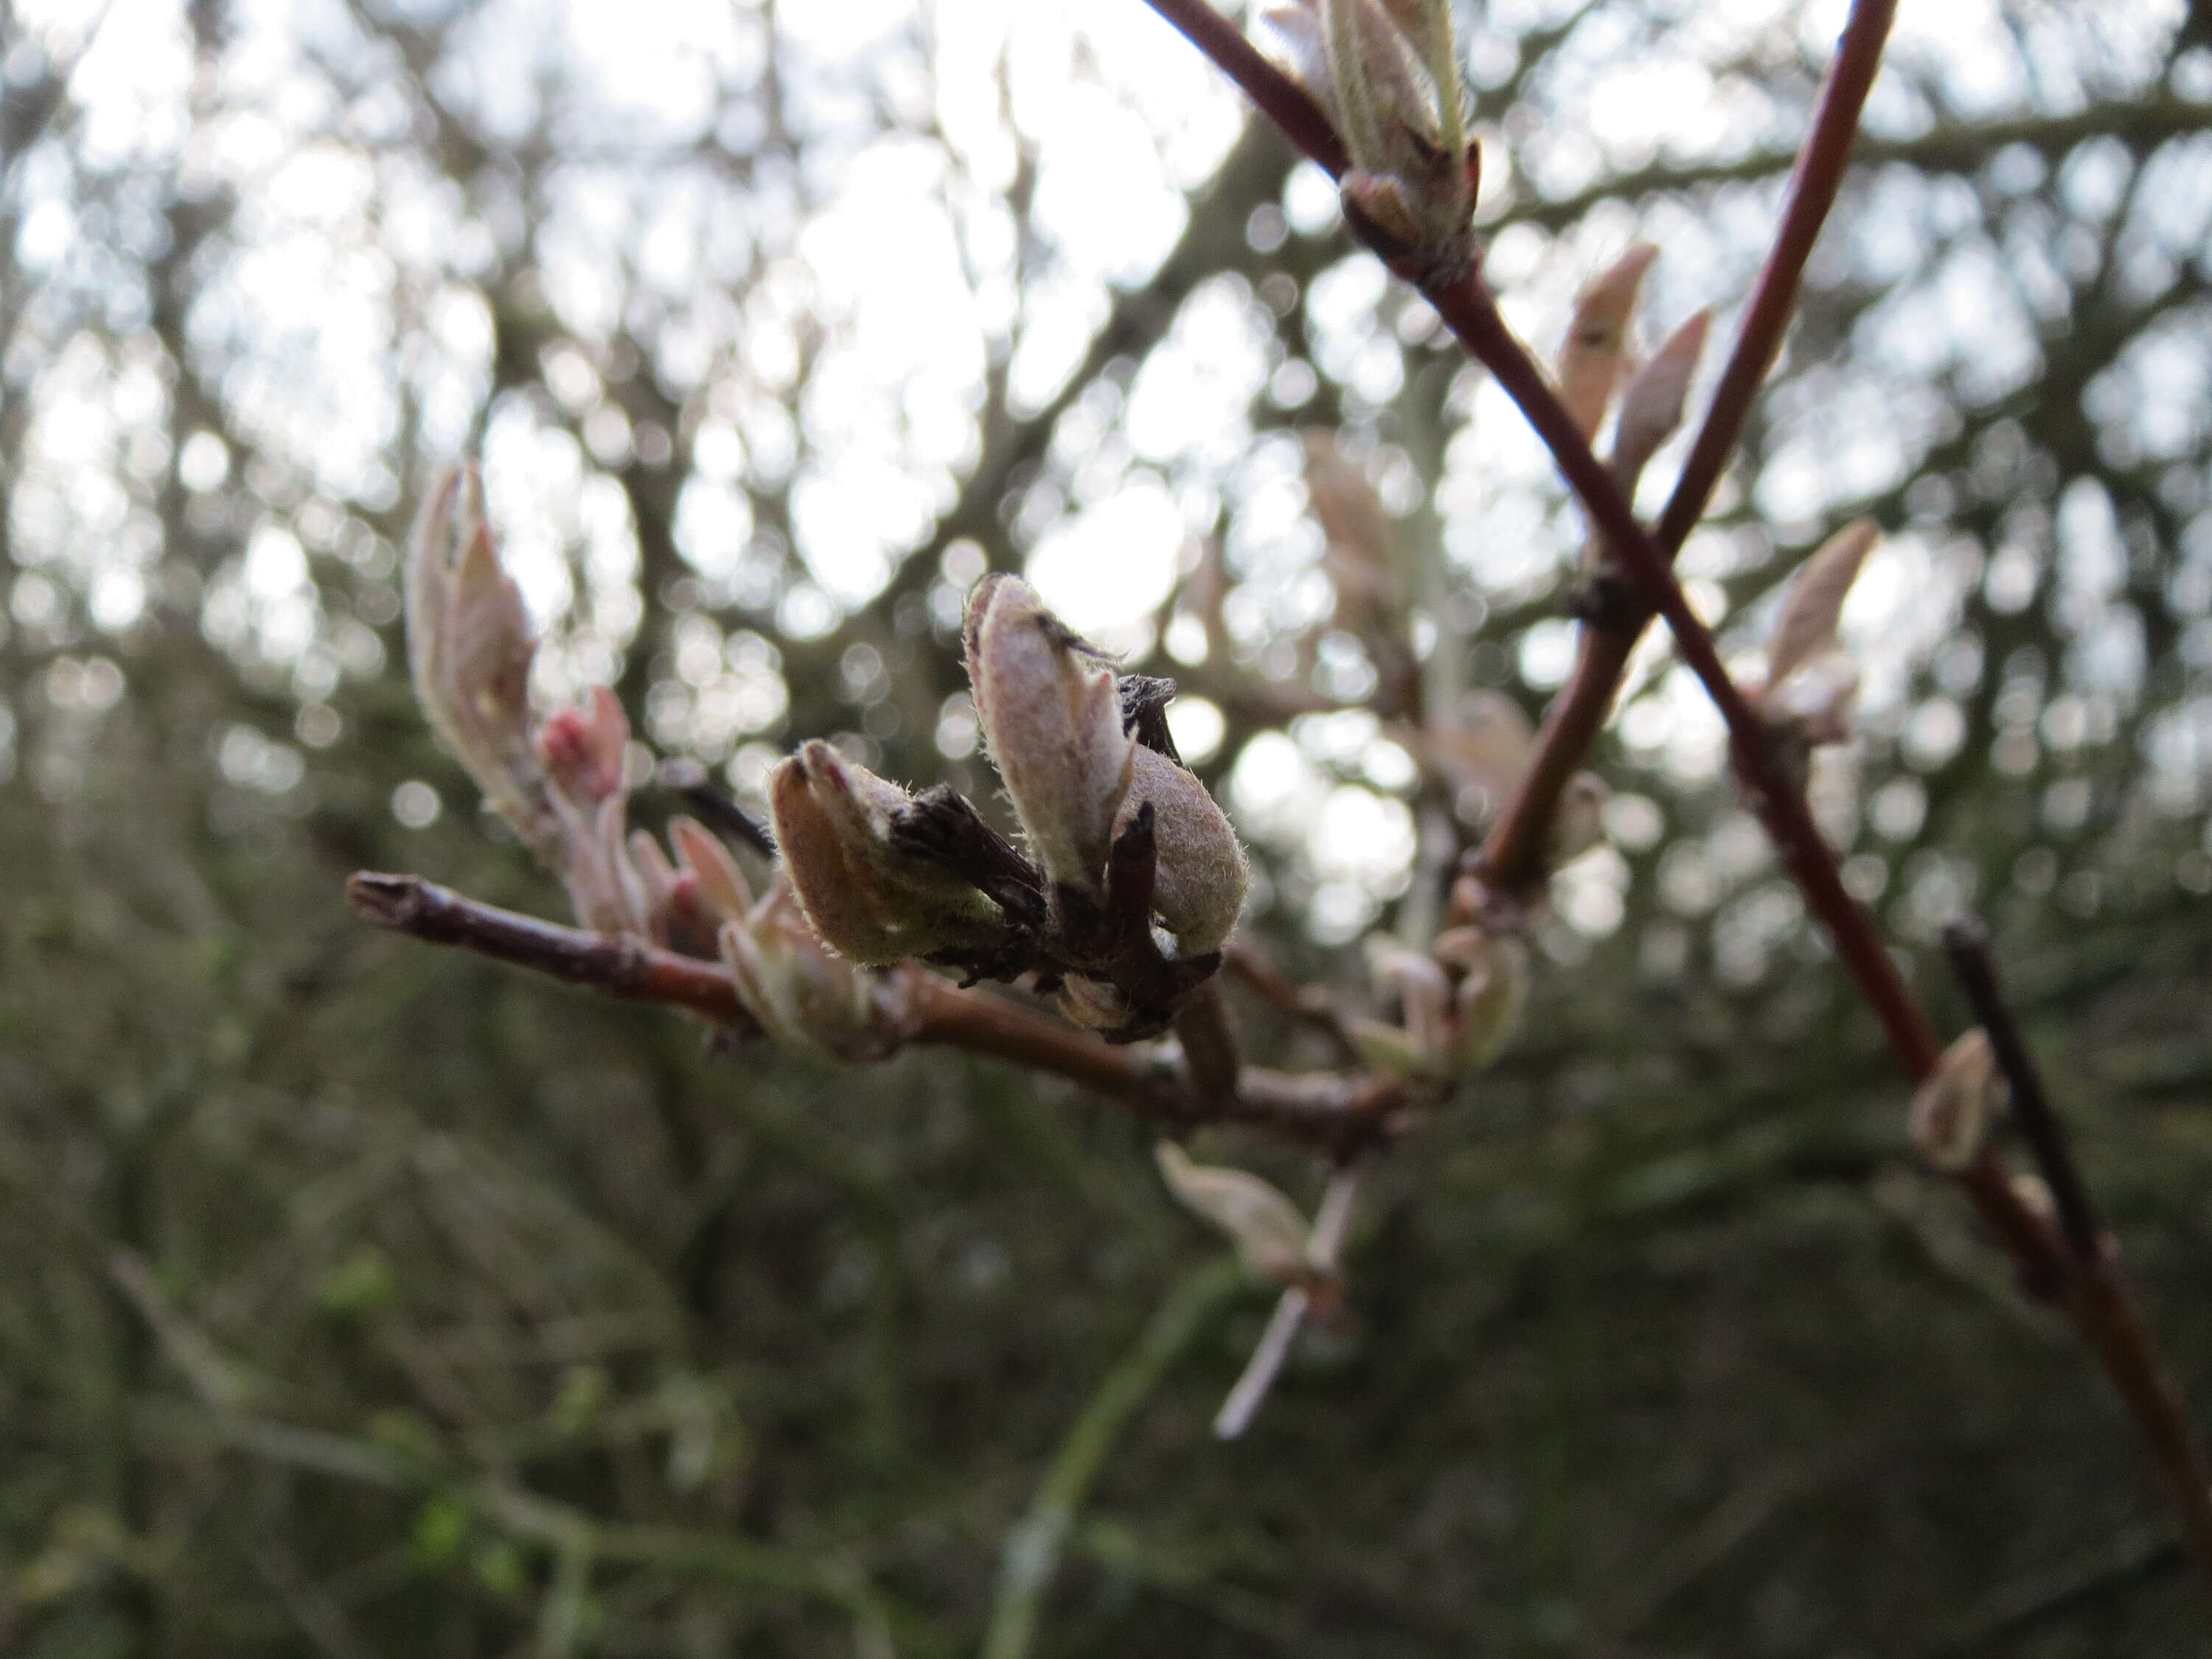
top-left (1265, 0), bottom-right (1476, 281)
top-left (768, 742), bottom-right (1002, 966)
top-left (964, 576), bottom-right (1135, 898)
top-left (1910, 1028), bottom-right (2005, 1172)
top-left (1155, 1142), bottom-right (1314, 1288)
top-left (1119, 745), bottom-right (1248, 956)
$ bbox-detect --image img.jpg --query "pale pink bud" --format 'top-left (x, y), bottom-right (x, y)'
top-left (964, 576), bottom-right (1134, 898)
top-left (1559, 243), bottom-right (1658, 442)
top-left (1767, 521), bottom-right (1878, 692)
top-left (554, 792), bottom-right (652, 937)
top-left (669, 816), bottom-right (756, 923)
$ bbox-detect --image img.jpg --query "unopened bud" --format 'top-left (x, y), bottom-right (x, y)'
top-left (768, 742), bottom-right (1002, 966)
top-left (554, 791), bottom-right (652, 937)
top-left (403, 466), bottom-right (554, 855)
top-left (1155, 1141), bottom-right (1312, 1288)
top-left (1364, 935), bottom-right (1452, 1063)
top-left (964, 576), bottom-right (1135, 897)
top-left (1559, 243), bottom-right (1658, 442)
top-left (1267, 0), bottom-right (1476, 281)
top-left (1119, 745), bottom-right (1248, 956)
top-left (1910, 1028), bottom-right (2005, 1172)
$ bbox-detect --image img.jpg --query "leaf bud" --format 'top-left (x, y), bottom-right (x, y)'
top-left (1155, 1142), bottom-right (1313, 1288)
top-left (1118, 745), bottom-right (1248, 956)
top-left (768, 741), bottom-right (1002, 965)
top-left (1910, 1028), bottom-right (2006, 1172)
top-left (1435, 926), bottom-right (1529, 1074)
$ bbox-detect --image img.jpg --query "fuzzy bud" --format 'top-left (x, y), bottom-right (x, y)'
top-left (1155, 1142), bottom-right (1313, 1288)
top-left (964, 575), bottom-right (1135, 897)
top-left (768, 742), bottom-right (1001, 965)
top-left (1117, 745), bottom-right (1248, 956)
top-left (1265, 0), bottom-right (1476, 281)
top-left (1910, 1028), bottom-right (2006, 1172)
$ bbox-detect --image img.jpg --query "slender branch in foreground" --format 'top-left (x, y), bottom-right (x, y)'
top-left (347, 872), bottom-right (1396, 1149)
top-left (1941, 917), bottom-right (2103, 1262)
top-left (1941, 917), bottom-right (2212, 1593)
top-left (1478, 0), bottom-right (1899, 899)
top-left (1140, 0), bottom-right (2212, 1595)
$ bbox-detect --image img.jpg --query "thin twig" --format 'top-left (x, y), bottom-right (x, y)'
top-left (347, 872), bottom-right (1391, 1149)
top-left (1223, 939), bottom-right (1364, 1066)
top-left (1940, 917), bottom-right (2102, 1263)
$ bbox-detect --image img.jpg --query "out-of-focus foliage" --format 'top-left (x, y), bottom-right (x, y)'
top-left (4, 0), bottom-right (2212, 1652)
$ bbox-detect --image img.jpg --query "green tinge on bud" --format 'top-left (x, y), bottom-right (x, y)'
top-left (1436, 927), bottom-right (1528, 1075)
top-left (403, 465), bottom-right (555, 857)
top-left (1120, 746), bottom-right (1248, 956)
top-left (1910, 1028), bottom-right (2005, 1172)
top-left (716, 880), bottom-right (913, 1063)
top-left (1345, 1013), bottom-right (1433, 1082)
top-left (964, 575), bottom-right (1134, 897)
top-left (1364, 935), bottom-right (1452, 1065)
top-left (1155, 1142), bottom-right (1313, 1288)
top-left (768, 742), bottom-right (1001, 966)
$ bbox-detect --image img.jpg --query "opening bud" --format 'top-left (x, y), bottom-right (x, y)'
top-left (964, 575), bottom-right (1135, 897)
top-left (1155, 1142), bottom-right (1315, 1290)
top-left (768, 741), bottom-right (1003, 966)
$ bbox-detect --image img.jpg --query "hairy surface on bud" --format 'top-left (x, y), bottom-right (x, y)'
top-left (964, 576), bottom-right (1135, 897)
top-left (1155, 1142), bottom-right (1312, 1287)
top-left (1116, 745), bottom-right (1248, 956)
top-left (403, 467), bottom-right (555, 856)
top-left (768, 743), bottom-right (1001, 965)
top-left (717, 883), bottom-right (913, 1063)
top-left (1910, 1028), bottom-right (2005, 1172)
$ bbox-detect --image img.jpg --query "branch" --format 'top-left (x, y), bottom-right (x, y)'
top-left (1940, 917), bottom-right (2102, 1262)
top-left (347, 872), bottom-right (1393, 1150)
top-left (1474, 0), bottom-right (1898, 897)
top-left (1137, 0), bottom-right (2212, 1599)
